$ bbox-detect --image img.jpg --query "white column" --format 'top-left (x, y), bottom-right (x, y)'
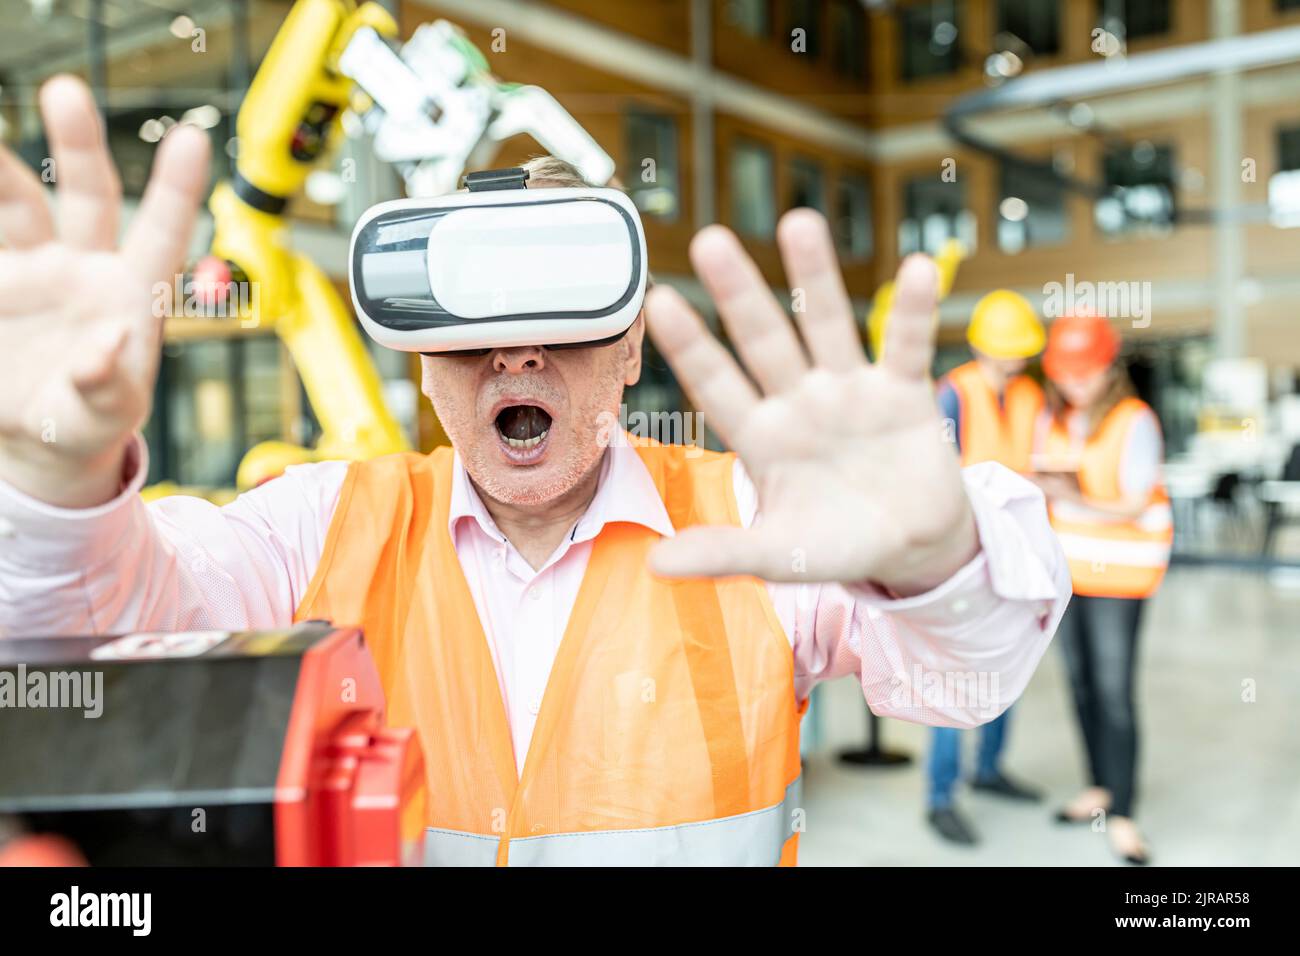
top-left (690, 0), bottom-right (716, 230)
top-left (1210, 0), bottom-right (1246, 358)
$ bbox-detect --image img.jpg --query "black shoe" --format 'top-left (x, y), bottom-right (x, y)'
top-left (927, 807), bottom-right (979, 846)
top-left (1053, 808), bottom-right (1093, 825)
top-left (971, 771), bottom-right (1043, 802)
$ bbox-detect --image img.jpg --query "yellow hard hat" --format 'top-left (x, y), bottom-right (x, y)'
top-left (966, 290), bottom-right (1045, 360)
top-left (866, 239), bottom-right (967, 362)
top-left (866, 285), bottom-right (894, 361)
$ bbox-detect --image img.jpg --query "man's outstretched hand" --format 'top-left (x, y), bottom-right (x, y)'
top-left (0, 75), bottom-right (210, 508)
top-left (644, 210), bottom-right (978, 597)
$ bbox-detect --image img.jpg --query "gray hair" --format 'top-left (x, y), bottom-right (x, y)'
top-left (520, 155), bottom-right (594, 188)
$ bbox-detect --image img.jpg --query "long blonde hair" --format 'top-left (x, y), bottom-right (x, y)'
top-left (1044, 364), bottom-right (1136, 439)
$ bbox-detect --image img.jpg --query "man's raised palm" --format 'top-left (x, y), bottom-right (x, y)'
top-left (644, 213), bottom-right (978, 596)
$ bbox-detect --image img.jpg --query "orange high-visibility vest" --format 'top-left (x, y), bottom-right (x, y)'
top-left (944, 360), bottom-right (1044, 471)
top-left (1034, 398), bottom-right (1173, 599)
top-left (295, 437), bottom-right (804, 866)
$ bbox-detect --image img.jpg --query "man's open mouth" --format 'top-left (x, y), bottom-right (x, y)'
top-left (495, 404), bottom-right (553, 451)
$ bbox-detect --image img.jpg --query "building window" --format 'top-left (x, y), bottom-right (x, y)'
top-left (1096, 0), bottom-right (1171, 43)
top-left (726, 0), bottom-right (770, 37)
top-left (829, 0), bottom-right (867, 79)
top-left (623, 108), bottom-right (681, 222)
top-left (1095, 141), bottom-right (1176, 237)
top-left (899, 175), bottom-right (976, 256)
top-left (900, 1), bottom-right (962, 81)
top-left (997, 162), bottom-right (1069, 253)
top-left (834, 172), bottom-right (873, 260)
top-left (1277, 124), bottom-right (1300, 170)
top-left (1269, 124), bottom-right (1300, 228)
top-left (104, 106), bottom-right (228, 200)
top-left (788, 157), bottom-right (826, 213)
top-left (997, 0), bottom-right (1060, 57)
top-left (786, 0), bottom-right (821, 58)
top-left (731, 140), bottom-right (777, 238)
top-left (147, 337), bottom-right (286, 487)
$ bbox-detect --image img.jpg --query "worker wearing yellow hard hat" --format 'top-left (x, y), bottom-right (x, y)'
top-left (943, 289), bottom-right (1047, 471)
top-left (926, 288), bottom-right (1047, 847)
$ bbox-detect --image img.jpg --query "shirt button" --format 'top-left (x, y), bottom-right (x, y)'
top-left (528, 696), bottom-right (542, 715)
top-left (949, 597), bottom-right (970, 615)
top-left (0, 517), bottom-right (14, 539)
top-left (530, 587), bottom-right (542, 601)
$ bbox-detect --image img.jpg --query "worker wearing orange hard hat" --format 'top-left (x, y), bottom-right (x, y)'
top-left (926, 289), bottom-right (1047, 847)
top-left (1031, 312), bottom-right (1171, 866)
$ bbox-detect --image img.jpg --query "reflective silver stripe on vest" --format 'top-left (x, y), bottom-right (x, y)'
top-left (423, 775), bottom-right (803, 867)
top-left (423, 827), bottom-right (501, 866)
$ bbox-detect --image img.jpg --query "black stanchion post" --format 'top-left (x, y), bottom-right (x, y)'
top-left (837, 707), bottom-right (913, 767)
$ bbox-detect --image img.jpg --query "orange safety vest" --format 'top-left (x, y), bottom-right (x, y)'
top-left (944, 360), bottom-right (1044, 471)
top-left (1034, 398), bottom-right (1173, 599)
top-left (295, 437), bottom-right (804, 866)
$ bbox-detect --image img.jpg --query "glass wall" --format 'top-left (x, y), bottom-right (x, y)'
top-left (624, 108), bottom-right (682, 222)
top-left (996, 0), bottom-right (1061, 56)
top-left (998, 161), bottom-right (1070, 253)
top-left (731, 139), bottom-right (778, 238)
top-left (900, 0), bottom-right (963, 81)
top-left (1096, 141), bottom-right (1177, 237)
top-left (834, 172), bottom-right (873, 260)
top-left (899, 174), bottom-right (976, 256)
top-left (145, 336), bottom-right (289, 488)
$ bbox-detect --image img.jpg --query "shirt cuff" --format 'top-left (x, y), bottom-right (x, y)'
top-left (847, 462), bottom-right (1061, 633)
top-left (0, 436), bottom-right (149, 571)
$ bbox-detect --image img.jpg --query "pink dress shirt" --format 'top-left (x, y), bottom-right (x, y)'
top-left (0, 436), bottom-right (1069, 771)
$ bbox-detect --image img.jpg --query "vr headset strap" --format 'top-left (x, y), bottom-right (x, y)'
top-left (463, 167), bottom-right (531, 192)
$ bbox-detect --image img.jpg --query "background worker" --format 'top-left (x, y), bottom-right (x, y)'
top-left (1031, 313), bottom-right (1171, 866)
top-left (927, 290), bottom-right (1047, 846)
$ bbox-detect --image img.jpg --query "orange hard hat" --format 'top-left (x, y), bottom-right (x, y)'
top-left (1042, 312), bottom-right (1120, 382)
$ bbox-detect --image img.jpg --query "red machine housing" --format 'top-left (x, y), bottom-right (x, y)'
top-left (0, 624), bottom-right (425, 867)
top-left (275, 628), bottom-right (425, 865)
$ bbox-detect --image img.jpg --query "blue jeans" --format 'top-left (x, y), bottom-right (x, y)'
top-left (927, 709), bottom-right (1011, 810)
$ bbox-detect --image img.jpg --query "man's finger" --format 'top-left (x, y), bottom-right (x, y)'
top-left (122, 124), bottom-right (211, 284)
top-left (880, 254), bottom-right (939, 380)
top-left (775, 209), bottom-right (866, 372)
top-left (690, 225), bottom-right (808, 394)
top-left (649, 524), bottom-right (830, 581)
top-left (649, 526), bottom-right (767, 579)
top-left (0, 144), bottom-right (55, 249)
top-left (39, 75), bottom-right (122, 251)
top-left (644, 284), bottom-right (758, 448)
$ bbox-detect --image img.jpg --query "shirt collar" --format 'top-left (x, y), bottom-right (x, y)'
top-left (447, 441), bottom-right (676, 544)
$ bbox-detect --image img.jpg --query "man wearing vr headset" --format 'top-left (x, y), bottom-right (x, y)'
top-left (0, 77), bottom-right (1069, 866)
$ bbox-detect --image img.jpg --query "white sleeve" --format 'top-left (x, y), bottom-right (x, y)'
top-left (0, 435), bottom-right (347, 638)
top-left (1118, 408), bottom-right (1163, 500)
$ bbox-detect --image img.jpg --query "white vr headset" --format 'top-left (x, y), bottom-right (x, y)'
top-left (349, 167), bottom-right (648, 355)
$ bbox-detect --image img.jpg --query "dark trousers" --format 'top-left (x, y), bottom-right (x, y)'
top-left (1056, 594), bottom-right (1145, 818)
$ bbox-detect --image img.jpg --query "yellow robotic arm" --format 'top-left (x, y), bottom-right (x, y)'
top-left (199, 0), bottom-right (409, 489)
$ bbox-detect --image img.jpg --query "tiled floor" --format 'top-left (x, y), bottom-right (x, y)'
top-left (797, 566), bottom-right (1300, 866)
